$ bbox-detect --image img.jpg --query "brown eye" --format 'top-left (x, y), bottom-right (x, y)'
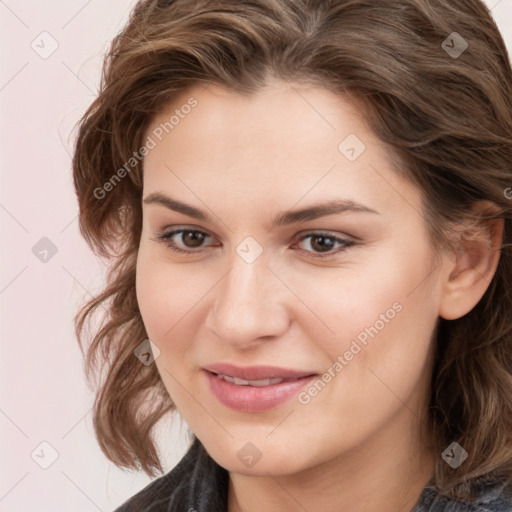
top-left (180, 230), bottom-right (206, 248)
top-left (309, 234), bottom-right (336, 253)
top-left (155, 229), bottom-right (212, 253)
top-left (295, 232), bottom-right (356, 259)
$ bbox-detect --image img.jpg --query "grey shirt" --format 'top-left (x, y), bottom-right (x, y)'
top-left (113, 438), bottom-right (512, 511)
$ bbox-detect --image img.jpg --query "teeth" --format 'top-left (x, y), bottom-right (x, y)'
top-left (249, 378), bottom-right (284, 387)
top-left (216, 373), bottom-right (285, 386)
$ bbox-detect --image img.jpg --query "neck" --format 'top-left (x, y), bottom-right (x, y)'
top-left (227, 411), bottom-right (435, 512)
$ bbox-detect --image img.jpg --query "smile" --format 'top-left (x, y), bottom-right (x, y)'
top-left (212, 372), bottom-right (291, 387)
top-left (203, 369), bottom-right (317, 412)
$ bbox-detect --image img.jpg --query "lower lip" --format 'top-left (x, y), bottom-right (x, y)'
top-left (204, 370), bottom-right (316, 412)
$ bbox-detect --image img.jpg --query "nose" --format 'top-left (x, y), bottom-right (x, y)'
top-left (204, 247), bottom-right (290, 349)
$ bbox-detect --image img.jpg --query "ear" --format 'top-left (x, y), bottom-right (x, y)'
top-left (438, 201), bottom-right (504, 321)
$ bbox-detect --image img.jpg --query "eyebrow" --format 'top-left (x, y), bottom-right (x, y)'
top-left (143, 192), bottom-right (380, 229)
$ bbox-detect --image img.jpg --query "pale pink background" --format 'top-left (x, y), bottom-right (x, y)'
top-left (0, 0), bottom-right (510, 510)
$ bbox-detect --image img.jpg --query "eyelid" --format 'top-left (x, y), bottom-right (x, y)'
top-left (292, 228), bottom-right (357, 243)
top-left (152, 227), bottom-right (214, 252)
top-left (153, 226), bottom-right (357, 258)
top-left (292, 232), bottom-right (356, 259)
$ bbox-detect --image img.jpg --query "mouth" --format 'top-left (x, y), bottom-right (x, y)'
top-left (202, 362), bottom-right (316, 381)
top-left (201, 364), bottom-right (318, 412)
top-left (207, 371), bottom-right (309, 387)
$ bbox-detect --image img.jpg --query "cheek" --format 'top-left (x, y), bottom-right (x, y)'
top-left (135, 247), bottom-right (219, 369)
top-left (135, 253), bottom-right (202, 403)
top-left (293, 243), bottom-right (438, 396)
top-left (136, 249), bottom-right (191, 344)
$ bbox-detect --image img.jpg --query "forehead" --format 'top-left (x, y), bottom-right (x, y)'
top-left (145, 80), bottom-right (369, 155)
top-left (142, 81), bottom-right (423, 224)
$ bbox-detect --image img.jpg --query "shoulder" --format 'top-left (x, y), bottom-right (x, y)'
top-left (112, 437), bottom-right (229, 512)
top-left (413, 478), bottom-right (512, 512)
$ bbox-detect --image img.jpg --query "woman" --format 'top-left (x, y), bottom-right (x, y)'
top-left (72, 0), bottom-right (512, 510)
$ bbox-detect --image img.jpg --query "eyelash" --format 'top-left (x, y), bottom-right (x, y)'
top-left (152, 228), bottom-right (356, 259)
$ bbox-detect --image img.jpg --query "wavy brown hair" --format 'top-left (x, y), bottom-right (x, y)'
top-left (72, 0), bottom-right (512, 500)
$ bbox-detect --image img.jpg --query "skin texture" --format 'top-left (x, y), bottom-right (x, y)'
top-left (135, 78), bottom-right (503, 512)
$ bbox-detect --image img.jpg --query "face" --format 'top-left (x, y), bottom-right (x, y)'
top-left (136, 79), bottom-right (446, 477)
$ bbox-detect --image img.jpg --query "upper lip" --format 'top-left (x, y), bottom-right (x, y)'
top-left (202, 363), bottom-right (316, 381)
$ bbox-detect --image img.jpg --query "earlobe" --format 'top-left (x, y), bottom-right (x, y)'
top-left (438, 202), bottom-right (504, 321)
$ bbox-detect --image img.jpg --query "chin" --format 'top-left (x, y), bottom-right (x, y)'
top-left (205, 440), bottom-right (310, 477)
